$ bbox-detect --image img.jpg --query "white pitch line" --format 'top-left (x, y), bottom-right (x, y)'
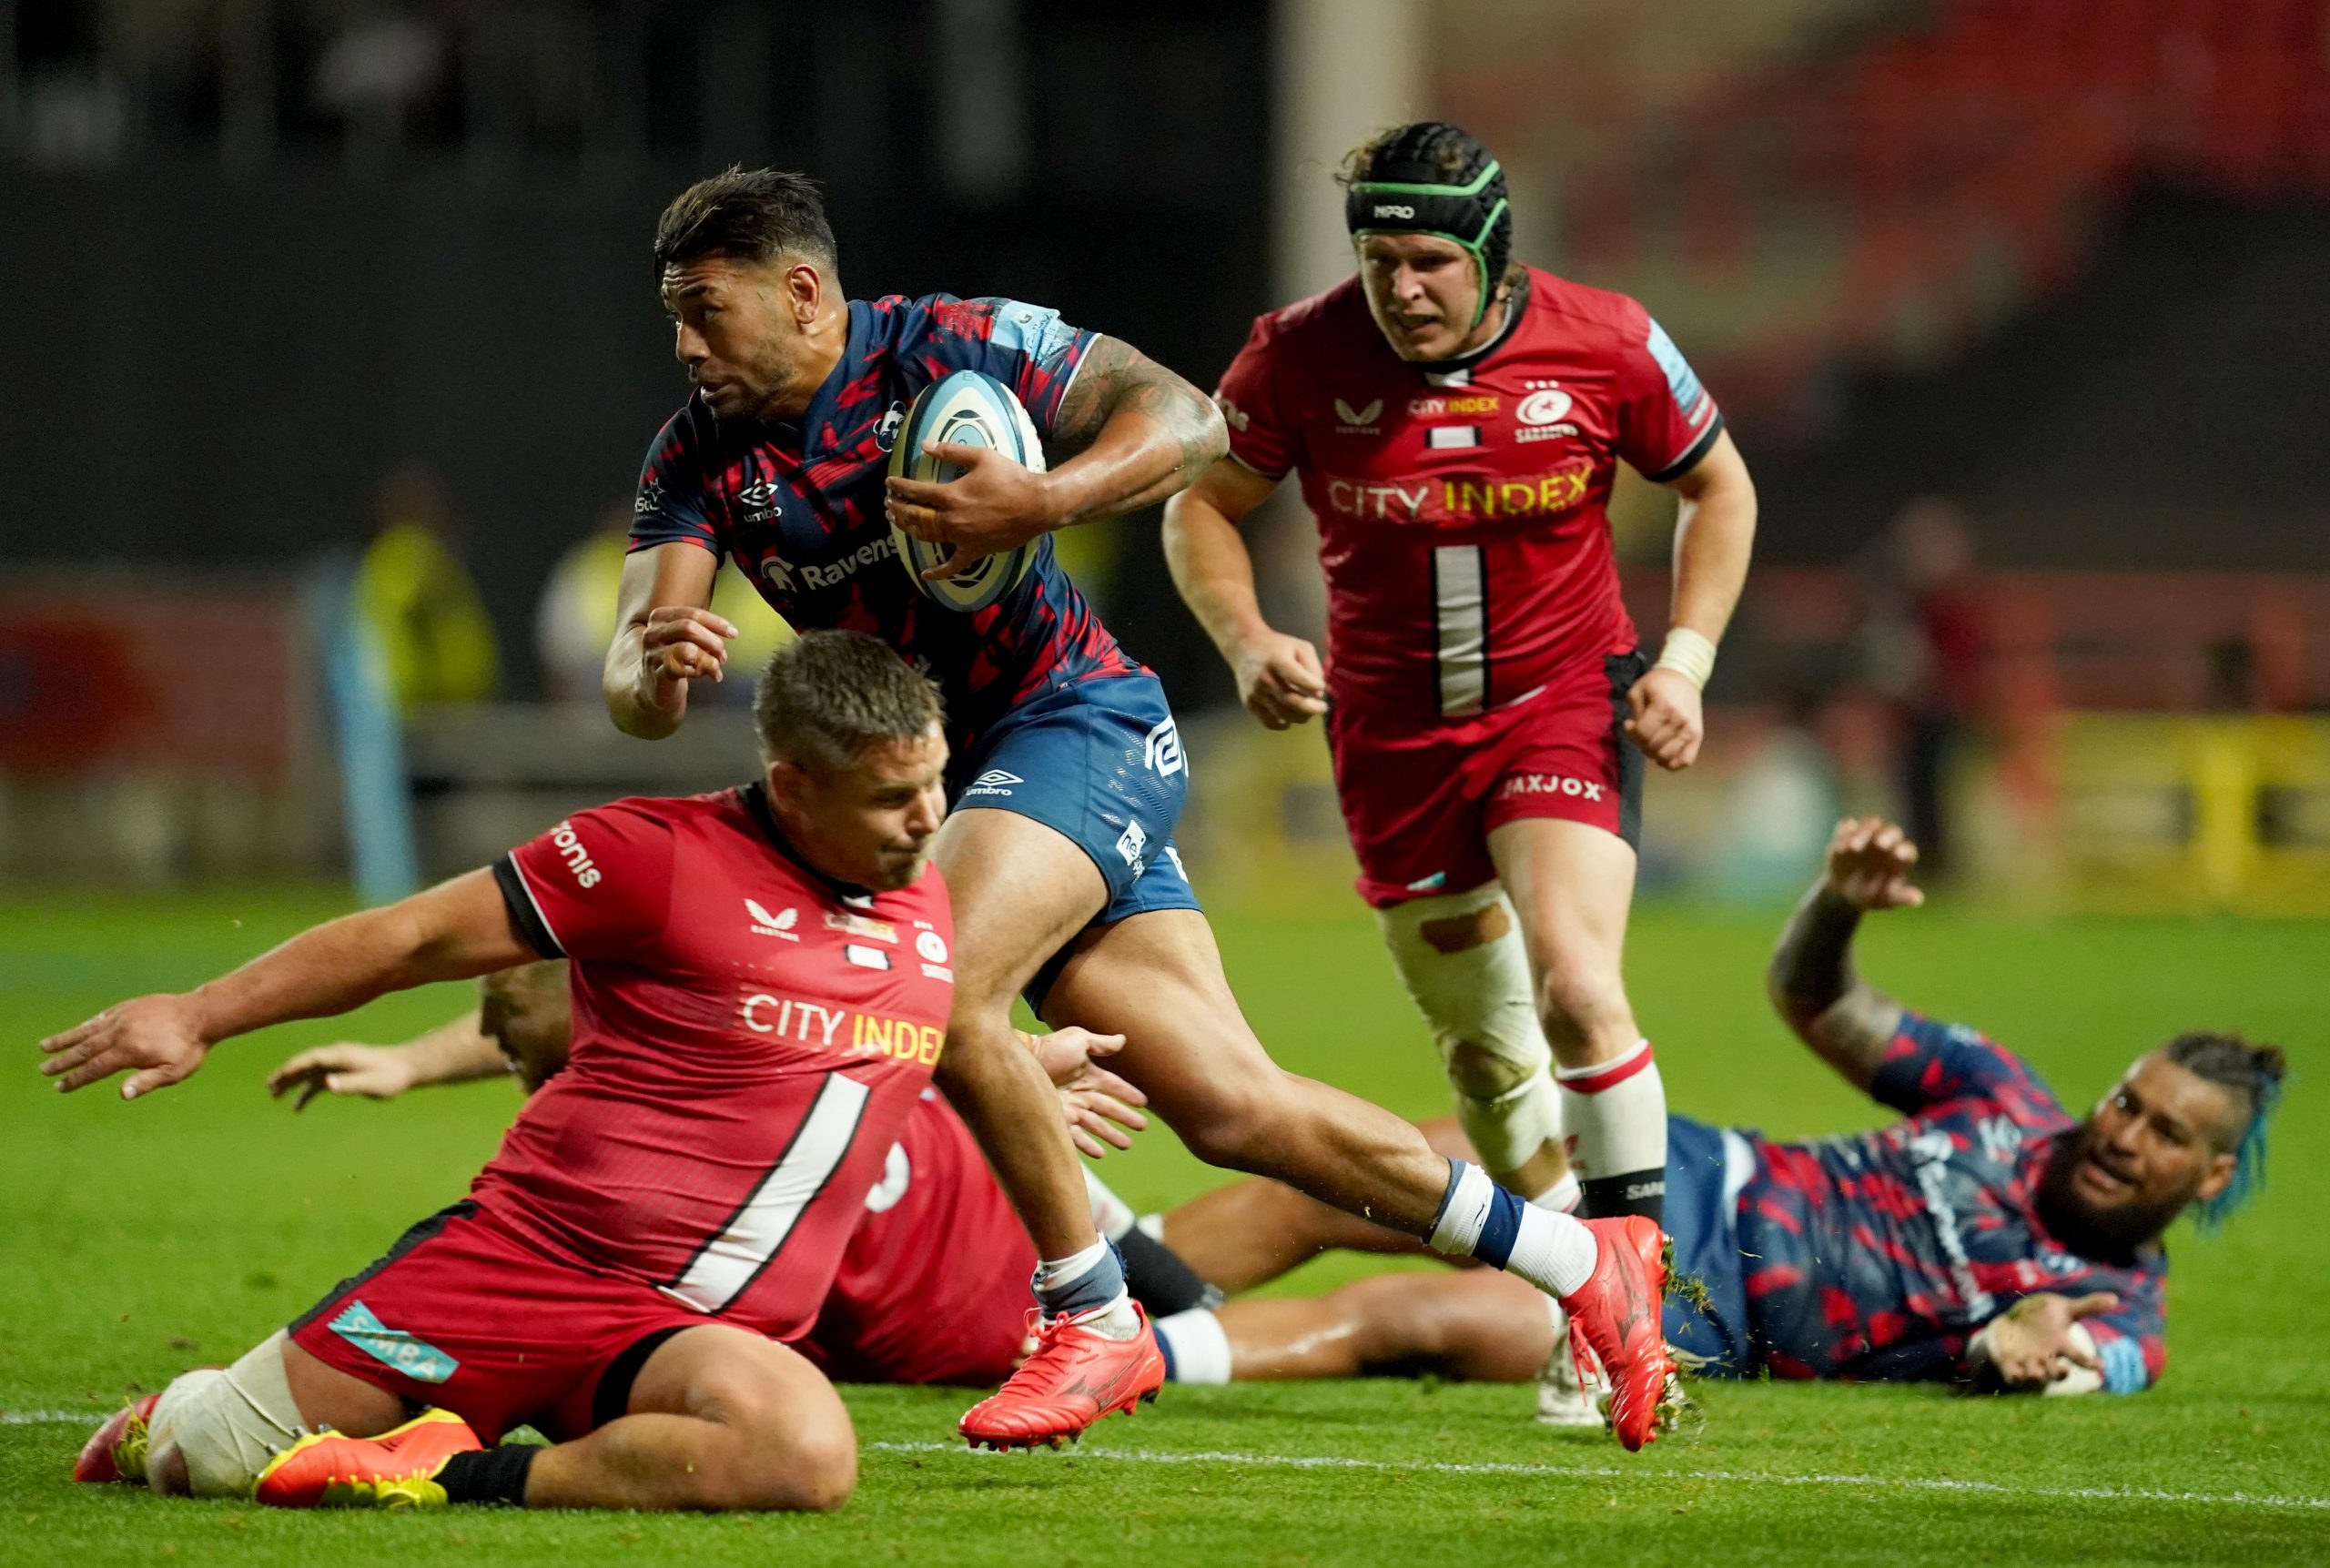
top-left (12, 1413), bottom-right (2321, 1514)
top-left (867, 1441), bottom-right (2330, 1514)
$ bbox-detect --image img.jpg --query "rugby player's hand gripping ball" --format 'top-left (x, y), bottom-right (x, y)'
top-left (885, 369), bottom-right (1048, 612)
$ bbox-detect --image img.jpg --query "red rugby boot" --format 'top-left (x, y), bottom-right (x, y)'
top-left (252, 1409), bottom-right (481, 1509)
top-left (1557, 1217), bottom-right (1676, 1452)
top-left (958, 1303), bottom-right (1165, 1451)
top-left (74, 1392), bottom-right (162, 1484)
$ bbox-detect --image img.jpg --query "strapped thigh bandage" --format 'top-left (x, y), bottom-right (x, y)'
top-left (146, 1330), bottom-right (309, 1497)
top-left (1377, 884), bottom-right (1563, 1175)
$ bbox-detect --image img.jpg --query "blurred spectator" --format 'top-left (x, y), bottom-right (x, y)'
top-left (1859, 498), bottom-right (1987, 879)
top-left (1712, 683), bottom-right (1842, 903)
top-left (535, 502), bottom-right (789, 705)
top-left (355, 464), bottom-right (499, 712)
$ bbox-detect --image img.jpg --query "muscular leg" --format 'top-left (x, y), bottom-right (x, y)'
top-left (1215, 1270), bottom-right (1554, 1383)
top-left (526, 1325), bottom-right (855, 1512)
top-left (928, 809), bottom-right (1110, 1266)
top-left (1042, 909), bottom-right (1455, 1233)
top-left (1159, 1118), bottom-right (1472, 1293)
top-left (1488, 818), bottom-right (1666, 1223)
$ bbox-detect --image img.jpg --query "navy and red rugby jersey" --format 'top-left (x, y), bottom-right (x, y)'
top-left (631, 295), bottom-right (1142, 752)
top-left (1736, 1013), bottom-right (2166, 1391)
top-left (1213, 268), bottom-right (1722, 727)
top-left (477, 784), bottom-right (955, 1343)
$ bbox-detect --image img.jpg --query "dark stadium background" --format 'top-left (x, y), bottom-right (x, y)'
top-left (2, 0), bottom-right (2326, 904)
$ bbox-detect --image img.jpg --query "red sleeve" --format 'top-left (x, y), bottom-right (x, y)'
top-left (1212, 315), bottom-right (1300, 481)
top-left (1610, 307), bottom-right (1725, 483)
top-left (495, 800), bottom-right (675, 962)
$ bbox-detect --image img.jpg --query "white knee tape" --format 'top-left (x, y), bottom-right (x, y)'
top-left (1377, 887), bottom-right (1561, 1173)
top-left (147, 1330), bottom-right (309, 1498)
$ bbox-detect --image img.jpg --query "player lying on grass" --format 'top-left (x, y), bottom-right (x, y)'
top-left (611, 167), bottom-right (1676, 1449)
top-left (1147, 817), bottom-right (2286, 1398)
top-left (235, 814), bottom-right (2271, 1417)
top-left (42, 631), bottom-right (1132, 1514)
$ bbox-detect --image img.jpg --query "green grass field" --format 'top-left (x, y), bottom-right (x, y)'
top-left (3, 888), bottom-right (2325, 1565)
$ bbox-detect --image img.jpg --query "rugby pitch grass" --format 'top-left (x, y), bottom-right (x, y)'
top-left (4, 887), bottom-right (2324, 1565)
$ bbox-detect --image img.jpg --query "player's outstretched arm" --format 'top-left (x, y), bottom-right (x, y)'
top-left (266, 1007), bottom-right (511, 1110)
top-left (1162, 460), bottom-right (1329, 732)
top-left (39, 869), bottom-right (539, 1101)
top-left (603, 541), bottom-right (732, 740)
top-left (1765, 816), bottom-right (1922, 1091)
top-left (1628, 429), bottom-right (1758, 771)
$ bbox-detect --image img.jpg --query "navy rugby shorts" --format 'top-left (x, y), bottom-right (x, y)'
top-left (948, 673), bottom-right (1203, 998)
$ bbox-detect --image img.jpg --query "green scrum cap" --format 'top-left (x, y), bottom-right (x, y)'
top-left (1343, 124), bottom-right (1514, 329)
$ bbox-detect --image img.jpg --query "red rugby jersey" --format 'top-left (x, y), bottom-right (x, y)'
top-left (796, 1088), bottom-right (1038, 1387)
top-left (477, 784), bottom-right (955, 1342)
top-left (1214, 268), bottom-right (1723, 727)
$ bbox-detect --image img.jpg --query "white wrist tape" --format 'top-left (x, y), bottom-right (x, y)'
top-left (1654, 627), bottom-right (1717, 691)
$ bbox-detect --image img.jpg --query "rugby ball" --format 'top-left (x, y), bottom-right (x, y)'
top-left (886, 369), bottom-right (1047, 612)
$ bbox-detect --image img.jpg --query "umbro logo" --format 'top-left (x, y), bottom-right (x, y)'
top-left (961, 768), bottom-right (1023, 798)
top-left (737, 479), bottom-right (784, 524)
top-left (745, 898), bottom-right (800, 938)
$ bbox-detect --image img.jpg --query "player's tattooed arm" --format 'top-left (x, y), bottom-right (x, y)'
top-left (1767, 817), bottom-right (1923, 1091)
top-left (1041, 335), bottom-right (1230, 524)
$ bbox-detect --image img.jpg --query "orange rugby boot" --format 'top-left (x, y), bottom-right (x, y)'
top-left (1556, 1216), bottom-right (1677, 1452)
top-left (252, 1408), bottom-right (481, 1509)
top-left (74, 1392), bottom-right (162, 1484)
top-left (958, 1302), bottom-right (1165, 1451)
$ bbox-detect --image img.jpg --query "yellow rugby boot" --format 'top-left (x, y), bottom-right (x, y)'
top-left (252, 1409), bottom-right (481, 1509)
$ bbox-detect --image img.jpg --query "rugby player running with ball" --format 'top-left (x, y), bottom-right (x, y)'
top-left (1165, 123), bottom-right (1757, 1402)
top-left (607, 167), bottom-right (1677, 1451)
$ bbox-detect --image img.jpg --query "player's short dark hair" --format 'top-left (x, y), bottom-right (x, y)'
top-left (2162, 1030), bottom-right (2288, 1231)
top-left (753, 631), bottom-right (941, 774)
top-left (1338, 120), bottom-right (1520, 296)
top-left (653, 166), bottom-right (838, 278)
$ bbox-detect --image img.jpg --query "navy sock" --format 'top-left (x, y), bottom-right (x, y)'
top-left (1119, 1226), bottom-right (1221, 1317)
